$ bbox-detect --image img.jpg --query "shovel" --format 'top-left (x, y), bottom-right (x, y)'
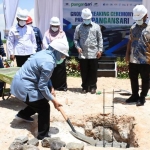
top-left (114, 89), bottom-right (131, 96)
top-left (58, 107), bottom-right (98, 146)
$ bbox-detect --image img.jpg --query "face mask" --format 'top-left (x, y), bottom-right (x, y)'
top-left (18, 20), bottom-right (26, 27)
top-left (51, 27), bottom-right (59, 32)
top-left (136, 19), bottom-right (143, 25)
top-left (53, 49), bottom-right (65, 63)
top-left (56, 58), bottom-right (65, 64)
top-left (83, 19), bottom-right (91, 25)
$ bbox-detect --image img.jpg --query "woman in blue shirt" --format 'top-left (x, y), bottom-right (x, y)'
top-left (11, 39), bottom-right (69, 140)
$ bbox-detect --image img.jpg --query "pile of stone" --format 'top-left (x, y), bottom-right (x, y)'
top-left (9, 136), bottom-right (84, 150)
top-left (9, 136), bottom-right (39, 150)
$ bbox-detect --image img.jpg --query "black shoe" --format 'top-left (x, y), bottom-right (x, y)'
top-left (91, 88), bottom-right (96, 94)
top-left (136, 97), bottom-right (145, 106)
top-left (82, 89), bottom-right (87, 94)
top-left (15, 113), bottom-right (34, 123)
top-left (57, 87), bottom-right (67, 91)
top-left (126, 95), bottom-right (139, 103)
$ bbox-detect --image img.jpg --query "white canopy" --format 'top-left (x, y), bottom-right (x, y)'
top-left (34, 0), bottom-right (63, 35)
top-left (3, 0), bottom-right (19, 30)
top-left (143, 0), bottom-right (150, 18)
top-left (3, 0), bottom-right (63, 36)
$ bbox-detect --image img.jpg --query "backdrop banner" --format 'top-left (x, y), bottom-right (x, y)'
top-left (63, 0), bottom-right (142, 57)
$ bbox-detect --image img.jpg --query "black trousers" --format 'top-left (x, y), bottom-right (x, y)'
top-left (0, 58), bottom-right (4, 92)
top-left (15, 55), bottom-right (31, 67)
top-left (18, 96), bottom-right (50, 139)
top-left (129, 63), bottom-right (149, 97)
top-left (79, 59), bottom-right (98, 90)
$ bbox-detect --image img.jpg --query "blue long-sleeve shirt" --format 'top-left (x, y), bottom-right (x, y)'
top-left (10, 48), bottom-right (56, 102)
top-left (32, 26), bottom-right (43, 52)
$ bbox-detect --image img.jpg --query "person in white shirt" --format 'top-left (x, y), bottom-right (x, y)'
top-left (7, 10), bottom-right (37, 67)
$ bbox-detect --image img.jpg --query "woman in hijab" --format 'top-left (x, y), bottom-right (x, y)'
top-left (43, 17), bottom-right (68, 91)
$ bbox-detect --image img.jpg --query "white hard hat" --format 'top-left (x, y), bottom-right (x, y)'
top-left (17, 10), bottom-right (28, 20)
top-left (50, 17), bottom-right (60, 26)
top-left (81, 8), bottom-right (92, 19)
top-left (133, 5), bottom-right (147, 20)
top-left (50, 39), bottom-right (69, 56)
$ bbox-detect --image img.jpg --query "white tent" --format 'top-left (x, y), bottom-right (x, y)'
top-left (143, 0), bottom-right (150, 18)
top-left (3, 0), bottom-right (19, 31)
top-left (34, 0), bottom-right (63, 35)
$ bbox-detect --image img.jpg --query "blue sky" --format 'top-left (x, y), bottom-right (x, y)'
top-left (0, 0), bottom-right (34, 11)
top-left (18, 0), bottom-right (34, 10)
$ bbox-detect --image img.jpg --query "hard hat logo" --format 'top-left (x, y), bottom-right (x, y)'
top-left (84, 14), bottom-right (90, 18)
top-left (53, 21), bottom-right (58, 24)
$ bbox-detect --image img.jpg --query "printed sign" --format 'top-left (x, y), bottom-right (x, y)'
top-left (63, 0), bottom-right (142, 57)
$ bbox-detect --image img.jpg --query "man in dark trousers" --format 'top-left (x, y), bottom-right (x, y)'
top-left (7, 10), bottom-right (37, 67)
top-left (125, 5), bottom-right (149, 106)
top-left (74, 8), bottom-right (103, 94)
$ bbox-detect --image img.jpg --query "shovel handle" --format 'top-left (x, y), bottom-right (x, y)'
top-left (58, 107), bottom-right (76, 132)
top-left (58, 107), bottom-right (68, 121)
